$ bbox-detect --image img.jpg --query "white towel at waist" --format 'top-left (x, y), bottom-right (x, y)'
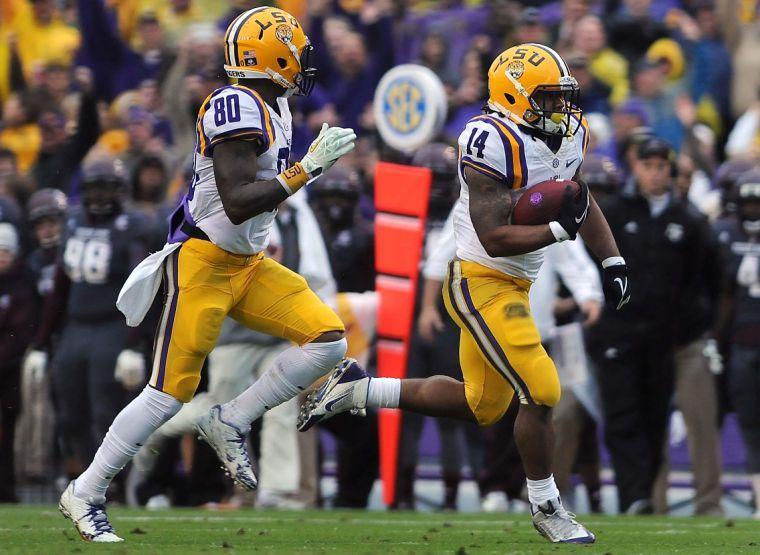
top-left (117, 242), bottom-right (181, 326)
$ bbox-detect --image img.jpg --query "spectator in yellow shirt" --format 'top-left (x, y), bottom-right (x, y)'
top-left (0, 91), bottom-right (41, 173)
top-left (13, 0), bottom-right (80, 80)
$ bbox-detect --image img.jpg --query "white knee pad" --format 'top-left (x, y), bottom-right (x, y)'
top-left (138, 386), bottom-right (183, 428)
top-left (301, 338), bottom-right (347, 377)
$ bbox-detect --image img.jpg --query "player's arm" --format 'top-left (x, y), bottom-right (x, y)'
top-left (23, 264), bottom-right (71, 385)
top-left (214, 140), bottom-right (290, 224)
top-left (214, 123), bottom-right (356, 225)
top-left (574, 171), bottom-right (631, 310)
top-left (466, 167), bottom-right (557, 257)
top-left (579, 193), bottom-right (620, 260)
top-left (31, 264), bottom-right (70, 350)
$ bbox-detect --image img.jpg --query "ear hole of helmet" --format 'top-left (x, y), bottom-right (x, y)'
top-left (504, 93), bottom-right (515, 105)
top-left (277, 58), bottom-right (288, 69)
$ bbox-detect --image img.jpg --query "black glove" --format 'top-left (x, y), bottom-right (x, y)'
top-left (551, 180), bottom-right (589, 241)
top-left (601, 259), bottom-right (631, 310)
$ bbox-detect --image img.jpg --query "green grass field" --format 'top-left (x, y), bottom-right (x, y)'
top-left (1, 506), bottom-right (759, 554)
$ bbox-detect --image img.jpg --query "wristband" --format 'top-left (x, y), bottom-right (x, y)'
top-left (602, 256), bottom-right (626, 268)
top-left (276, 162), bottom-right (310, 196)
top-left (549, 221), bottom-right (570, 242)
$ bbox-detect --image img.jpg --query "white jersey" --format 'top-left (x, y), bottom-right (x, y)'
top-left (178, 84), bottom-right (293, 255)
top-left (453, 113), bottom-right (589, 281)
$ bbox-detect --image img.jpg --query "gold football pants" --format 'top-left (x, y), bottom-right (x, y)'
top-left (443, 259), bottom-right (560, 426)
top-left (149, 239), bottom-right (344, 402)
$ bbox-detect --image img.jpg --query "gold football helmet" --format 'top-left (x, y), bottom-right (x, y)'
top-left (223, 6), bottom-right (315, 96)
top-left (487, 43), bottom-right (581, 136)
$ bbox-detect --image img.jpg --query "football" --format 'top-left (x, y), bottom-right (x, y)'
top-left (510, 179), bottom-right (580, 225)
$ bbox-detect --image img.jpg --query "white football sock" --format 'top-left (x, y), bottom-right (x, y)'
top-left (221, 338), bottom-right (347, 431)
top-left (74, 386), bottom-right (181, 502)
top-left (527, 475), bottom-right (561, 508)
top-left (366, 377), bottom-right (401, 408)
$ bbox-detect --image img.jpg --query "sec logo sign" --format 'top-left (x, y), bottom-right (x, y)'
top-left (384, 80), bottom-right (424, 134)
top-left (373, 65), bottom-right (446, 153)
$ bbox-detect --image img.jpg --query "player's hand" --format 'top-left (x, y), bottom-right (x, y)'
top-left (114, 349), bottom-right (146, 390)
top-left (668, 410), bottom-right (687, 446)
top-left (22, 350), bottom-right (48, 386)
top-left (417, 305), bottom-right (445, 342)
top-left (551, 180), bottom-right (589, 241)
top-left (73, 66), bottom-right (94, 94)
top-left (300, 123), bottom-right (356, 178)
top-left (703, 338), bottom-right (723, 374)
top-left (601, 257), bottom-right (631, 311)
top-left (580, 299), bottom-right (602, 327)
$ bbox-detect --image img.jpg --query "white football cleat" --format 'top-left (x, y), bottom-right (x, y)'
top-left (195, 405), bottom-right (258, 491)
top-left (481, 491), bottom-right (509, 513)
top-left (531, 498), bottom-right (595, 544)
top-left (297, 358), bottom-right (369, 432)
top-left (59, 482), bottom-right (123, 543)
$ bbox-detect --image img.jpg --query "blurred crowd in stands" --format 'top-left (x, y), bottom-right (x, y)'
top-left (1, 0), bottom-right (760, 518)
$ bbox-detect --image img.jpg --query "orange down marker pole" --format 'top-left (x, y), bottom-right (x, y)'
top-left (374, 162), bottom-right (431, 506)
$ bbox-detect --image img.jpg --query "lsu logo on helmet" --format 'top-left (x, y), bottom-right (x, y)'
top-left (223, 6), bottom-right (316, 96)
top-left (487, 43), bottom-right (581, 137)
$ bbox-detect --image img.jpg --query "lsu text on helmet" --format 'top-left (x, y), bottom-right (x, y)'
top-left (487, 43), bottom-right (581, 137)
top-left (223, 6), bottom-right (315, 96)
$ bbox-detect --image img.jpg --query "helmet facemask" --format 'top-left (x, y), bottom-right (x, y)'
top-left (738, 182), bottom-right (760, 236)
top-left (293, 42), bottom-right (316, 96)
top-left (490, 71), bottom-right (582, 137)
top-left (524, 78), bottom-right (582, 137)
top-left (82, 178), bottom-right (124, 219)
top-left (244, 40), bottom-right (316, 97)
top-left (269, 39), bottom-right (316, 97)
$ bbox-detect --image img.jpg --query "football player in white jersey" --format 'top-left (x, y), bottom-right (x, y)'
top-left (59, 7), bottom-right (357, 542)
top-left (300, 44), bottom-right (631, 544)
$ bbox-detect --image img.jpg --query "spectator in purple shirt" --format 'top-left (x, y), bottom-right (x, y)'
top-left (76, 2), bottom-right (174, 102)
top-left (324, 32), bottom-right (384, 134)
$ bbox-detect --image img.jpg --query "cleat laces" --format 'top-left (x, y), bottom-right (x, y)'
top-left (85, 505), bottom-right (115, 535)
top-left (228, 434), bottom-right (251, 466)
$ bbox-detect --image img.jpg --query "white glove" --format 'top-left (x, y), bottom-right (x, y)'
top-left (737, 254), bottom-right (758, 287)
top-left (22, 350), bottom-right (48, 386)
top-left (668, 410), bottom-right (687, 447)
top-left (300, 123), bottom-right (356, 177)
top-left (703, 338), bottom-right (723, 375)
top-left (114, 349), bottom-right (146, 390)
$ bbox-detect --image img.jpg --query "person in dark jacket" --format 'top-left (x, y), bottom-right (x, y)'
top-left (23, 159), bottom-right (150, 481)
top-left (0, 223), bottom-right (38, 502)
top-left (650, 161), bottom-right (725, 516)
top-left (713, 169), bottom-right (760, 519)
top-left (26, 188), bottom-right (68, 299)
top-left (310, 167), bottom-right (375, 293)
top-left (30, 69), bottom-right (100, 194)
top-left (588, 138), bottom-right (713, 514)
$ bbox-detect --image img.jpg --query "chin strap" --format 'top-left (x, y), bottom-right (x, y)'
top-left (487, 99), bottom-right (571, 137)
top-left (224, 65), bottom-right (297, 95)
